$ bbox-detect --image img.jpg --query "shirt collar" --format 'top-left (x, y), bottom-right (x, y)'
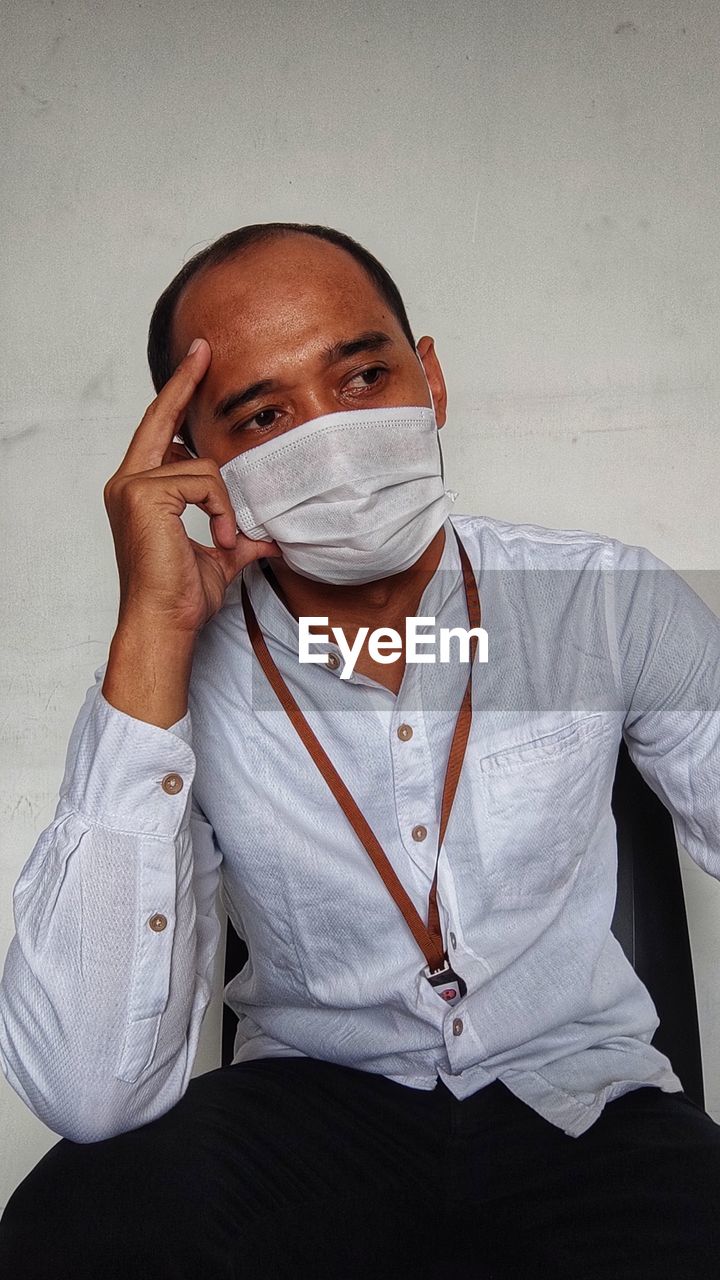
top-left (227, 516), bottom-right (466, 680)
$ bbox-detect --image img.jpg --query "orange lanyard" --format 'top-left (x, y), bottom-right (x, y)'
top-left (241, 527), bottom-right (481, 1005)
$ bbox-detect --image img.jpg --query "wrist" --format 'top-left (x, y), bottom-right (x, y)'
top-left (103, 620), bottom-right (195, 729)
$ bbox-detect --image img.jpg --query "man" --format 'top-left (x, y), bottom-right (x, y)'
top-left (0, 221), bottom-right (719, 1278)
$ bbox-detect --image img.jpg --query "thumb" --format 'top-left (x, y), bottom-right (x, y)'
top-left (216, 534), bottom-right (283, 585)
top-left (241, 534), bottom-right (283, 564)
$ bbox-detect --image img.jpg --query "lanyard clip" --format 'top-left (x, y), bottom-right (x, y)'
top-left (423, 957), bottom-right (467, 1006)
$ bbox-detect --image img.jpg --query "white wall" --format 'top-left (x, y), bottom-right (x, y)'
top-left (2, 0), bottom-right (719, 1210)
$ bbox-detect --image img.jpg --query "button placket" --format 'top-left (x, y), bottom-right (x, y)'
top-left (391, 697), bottom-right (437, 874)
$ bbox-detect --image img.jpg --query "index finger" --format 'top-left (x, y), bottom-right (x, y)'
top-left (121, 337), bottom-right (212, 474)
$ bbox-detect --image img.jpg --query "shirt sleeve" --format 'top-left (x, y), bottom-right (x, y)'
top-left (0, 664), bottom-right (223, 1143)
top-left (609, 539), bottom-right (720, 880)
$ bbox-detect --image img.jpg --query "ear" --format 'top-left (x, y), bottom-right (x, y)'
top-left (415, 336), bottom-right (448, 428)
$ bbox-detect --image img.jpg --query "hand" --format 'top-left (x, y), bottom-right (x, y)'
top-left (103, 337), bottom-right (281, 640)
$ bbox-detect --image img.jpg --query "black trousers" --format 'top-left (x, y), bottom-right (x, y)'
top-left (1, 1057), bottom-right (719, 1280)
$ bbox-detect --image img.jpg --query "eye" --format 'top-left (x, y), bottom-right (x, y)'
top-left (230, 408), bottom-right (281, 435)
top-left (346, 365), bottom-right (386, 391)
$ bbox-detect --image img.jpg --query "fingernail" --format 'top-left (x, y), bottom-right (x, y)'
top-left (187, 338), bottom-right (203, 355)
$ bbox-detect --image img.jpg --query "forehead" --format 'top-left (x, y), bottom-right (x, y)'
top-left (171, 234), bottom-right (402, 371)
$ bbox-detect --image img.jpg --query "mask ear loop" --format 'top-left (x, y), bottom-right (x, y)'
top-left (173, 425), bottom-right (199, 460)
top-left (437, 431), bottom-right (446, 486)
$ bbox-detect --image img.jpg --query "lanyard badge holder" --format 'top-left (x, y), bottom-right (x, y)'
top-left (424, 957), bottom-right (468, 1005)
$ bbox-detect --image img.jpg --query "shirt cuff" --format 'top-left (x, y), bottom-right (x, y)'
top-left (61, 692), bottom-right (197, 838)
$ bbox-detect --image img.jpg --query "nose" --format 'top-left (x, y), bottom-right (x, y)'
top-left (292, 390), bottom-right (346, 426)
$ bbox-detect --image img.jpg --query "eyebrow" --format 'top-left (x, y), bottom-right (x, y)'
top-left (211, 329), bottom-right (395, 423)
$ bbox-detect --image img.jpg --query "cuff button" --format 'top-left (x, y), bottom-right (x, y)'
top-left (149, 913), bottom-right (168, 932)
top-left (161, 773), bottom-right (184, 795)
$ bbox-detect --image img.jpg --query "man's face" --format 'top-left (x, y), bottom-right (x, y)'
top-left (169, 233), bottom-right (447, 467)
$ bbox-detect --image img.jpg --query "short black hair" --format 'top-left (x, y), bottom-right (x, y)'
top-left (146, 222), bottom-right (416, 448)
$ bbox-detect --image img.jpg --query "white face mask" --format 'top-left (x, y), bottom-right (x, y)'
top-left (219, 385), bottom-right (458, 585)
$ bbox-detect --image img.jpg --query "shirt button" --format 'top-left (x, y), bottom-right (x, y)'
top-left (326, 653), bottom-right (340, 670)
top-left (397, 723), bottom-right (414, 741)
top-left (161, 773), bottom-right (183, 795)
top-left (452, 1018), bottom-right (464, 1036)
top-left (450, 932), bottom-right (457, 950)
top-left (411, 824), bottom-right (427, 842)
top-left (148, 913), bottom-right (168, 932)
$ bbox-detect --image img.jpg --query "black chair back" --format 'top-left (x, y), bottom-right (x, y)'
top-left (610, 741), bottom-right (704, 1106)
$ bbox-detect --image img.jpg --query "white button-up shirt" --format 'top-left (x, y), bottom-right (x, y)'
top-left (1, 512), bottom-right (719, 1144)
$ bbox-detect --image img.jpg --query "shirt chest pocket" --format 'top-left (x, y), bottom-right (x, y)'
top-left (462, 714), bottom-right (617, 904)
